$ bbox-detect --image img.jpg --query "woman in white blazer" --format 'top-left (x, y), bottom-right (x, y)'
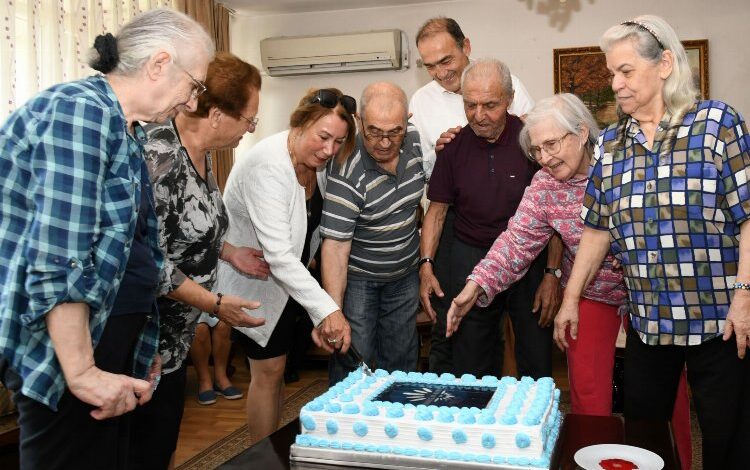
top-left (217, 88), bottom-right (357, 441)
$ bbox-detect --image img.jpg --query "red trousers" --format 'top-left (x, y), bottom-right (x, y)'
top-left (566, 298), bottom-right (692, 470)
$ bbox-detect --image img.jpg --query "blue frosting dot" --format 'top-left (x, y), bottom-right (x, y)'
top-left (343, 403), bottom-right (360, 414)
top-left (447, 451), bottom-right (462, 460)
top-left (377, 445), bottom-right (391, 453)
top-left (500, 376), bottom-right (517, 386)
top-left (362, 403), bottom-right (379, 416)
top-left (516, 432), bottom-right (531, 448)
top-left (374, 369), bottom-right (389, 378)
top-left (457, 413), bottom-right (476, 424)
top-left (501, 414), bottom-right (518, 425)
top-left (404, 403), bottom-right (416, 411)
top-left (384, 423), bottom-right (398, 438)
top-left (452, 429), bottom-right (467, 444)
top-left (316, 438), bottom-right (328, 447)
top-left (460, 373), bottom-right (477, 382)
top-left (392, 370), bottom-right (407, 379)
top-left (462, 453), bottom-right (476, 462)
top-left (305, 401), bottom-right (324, 412)
top-left (325, 402), bottom-right (341, 413)
top-left (434, 450), bottom-right (448, 459)
top-left (353, 443), bottom-right (365, 451)
top-left (507, 456), bottom-right (519, 466)
top-left (339, 393), bottom-right (353, 402)
top-left (437, 410), bottom-right (454, 423)
top-left (415, 409), bottom-right (433, 421)
top-left (477, 454), bottom-right (491, 463)
top-left (482, 433), bottom-right (496, 449)
top-left (329, 441), bottom-right (341, 449)
top-left (423, 372), bottom-right (438, 380)
top-left (295, 435), bottom-right (311, 446)
top-left (365, 375), bottom-right (377, 385)
top-left (407, 371), bottom-right (422, 379)
top-left (492, 455), bottom-right (506, 464)
top-left (353, 422), bottom-right (368, 437)
top-left (404, 447), bottom-right (418, 456)
top-left (440, 373), bottom-right (456, 381)
top-left (417, 427), bottom-right (433, 441)
top-left (420, 449), bottom-right (434, 458)
top-left (520, 375), bottom-right (534, 385)
top-left (386, 406), bottom-right (404, 418)
top-left (481, 375), bottom-right (499, 384)
top-left (478, 413), bottom-right (496, 425)
top-left (326, 419), bottom-right (338, 435)
top-left (300, 415), bottom-right (315, 431)
top-left (365, 444), bottom-right (377, 452)
top-left (342, 442), bottom-right (354, 450)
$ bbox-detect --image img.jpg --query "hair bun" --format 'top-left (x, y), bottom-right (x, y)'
top-left (91, 33), bottom-right (119, 73)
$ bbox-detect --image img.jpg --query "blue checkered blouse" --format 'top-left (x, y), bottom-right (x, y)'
top-left (582, 100), bottom-right (750, 346)
top-left (0, 75), bottom-right (162, 409)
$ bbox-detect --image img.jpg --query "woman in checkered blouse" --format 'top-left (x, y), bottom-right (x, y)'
top-left (556, 15), bottom-right (749, 468)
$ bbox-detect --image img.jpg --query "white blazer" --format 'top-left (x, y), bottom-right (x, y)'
top-left (216, 130), bottom-right (338, 347)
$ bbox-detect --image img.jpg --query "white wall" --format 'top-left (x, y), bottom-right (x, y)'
top-left (230, 0), bottom-right (750, 154)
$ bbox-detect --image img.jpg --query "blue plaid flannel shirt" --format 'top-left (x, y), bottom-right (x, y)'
top-left (0, 75), bottom-right (163, 410)
top-left (582, 100), bottom-right (750, 346)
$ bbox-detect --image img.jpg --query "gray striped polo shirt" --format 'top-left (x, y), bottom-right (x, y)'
top-left (320, 126), bottom-right (425, 281)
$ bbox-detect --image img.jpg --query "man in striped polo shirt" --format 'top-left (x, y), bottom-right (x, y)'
top-left (321, 82), bottom-right (425, 384)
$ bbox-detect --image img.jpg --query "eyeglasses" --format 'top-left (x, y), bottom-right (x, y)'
top-left (239, 114), bottom-right (259, 127)
top-left (309, 89), bottom-right (357, 115)
top-left (363, 129), bottom-right (406, 143)
top-left (176, 64), bottom-right (207, 99)
top-left (528, 132), bottom-right (573, 160)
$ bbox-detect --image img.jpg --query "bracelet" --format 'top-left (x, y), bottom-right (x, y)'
top-left (733, 282), bottom-right (750, 291)
top-left (418, 257), bottom-right (434, 267)
top-left (212, 292), bottom-right (223, 316)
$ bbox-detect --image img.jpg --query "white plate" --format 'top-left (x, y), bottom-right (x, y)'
top-left (574, 444), bottom-right (665, 470)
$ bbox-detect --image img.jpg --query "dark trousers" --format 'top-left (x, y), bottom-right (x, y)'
top-left (129, 363), bottom-right (187, 470)
top-left (3, 313), bottom-right (147, 470)
top-left (624, 326), bottom-right (750, 470)
top-left (429, 211), bottom-right (552, 378)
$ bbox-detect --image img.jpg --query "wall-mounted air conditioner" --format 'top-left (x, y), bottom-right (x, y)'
top-left (260, 30), bottom-right (405, 77)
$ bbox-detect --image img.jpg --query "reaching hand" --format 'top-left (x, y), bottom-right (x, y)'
top-left (446, 281), bottom-right (482, 337)
top-left (228, 246), bottom-right (270, 279)
top-left (533, 275), bottom-right (562, 327)
top-left (435, 126), bottom-right (462, 153)
top-left (419, 265), bottom-right (443, 323)
top-left (66, 365), bottom-right (152, 420)
top-left (135, 353), bottom-right (162, 404)
top-left (312, 310), bottom-right (351, 354)
top-left (215, 295), bottom-right (264, 328)
top-left (553, 299), bottom-right (580, 350)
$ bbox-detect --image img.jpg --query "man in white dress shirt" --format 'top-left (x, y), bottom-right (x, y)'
top-left (411, 17), bottom-right (560, 377)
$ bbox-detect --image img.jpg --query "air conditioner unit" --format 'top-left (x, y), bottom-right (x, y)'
top-left (260, 30), bottom-right (404, 77)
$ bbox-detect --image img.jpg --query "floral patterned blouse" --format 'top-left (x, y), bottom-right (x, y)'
top-left (469, 168), bottom-right (626, 308)
top-left (143, 121), bottom-right (229, 374)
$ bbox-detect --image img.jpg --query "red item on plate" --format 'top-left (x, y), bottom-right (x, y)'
top-left (599, 458), bottom-right (639, 470)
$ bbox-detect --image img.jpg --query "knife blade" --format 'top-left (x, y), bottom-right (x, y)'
top-left (346, 343), bottom-right (374, 376)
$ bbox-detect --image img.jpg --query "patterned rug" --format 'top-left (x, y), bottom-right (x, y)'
top-left (176, 379), bottom-right (329, 470)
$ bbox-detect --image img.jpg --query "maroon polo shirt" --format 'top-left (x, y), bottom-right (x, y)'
top-left (427, 114), bottom-right (537, 248)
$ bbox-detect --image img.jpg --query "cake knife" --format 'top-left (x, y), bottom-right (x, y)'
top-left (346, 343), bottom-right (374, 376)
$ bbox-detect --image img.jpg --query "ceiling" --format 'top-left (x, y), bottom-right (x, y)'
top-left (221, 0), bottom-right (449, 16)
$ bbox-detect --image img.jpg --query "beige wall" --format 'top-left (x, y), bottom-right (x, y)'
top-left (231, 0), bottom-right (750, 154)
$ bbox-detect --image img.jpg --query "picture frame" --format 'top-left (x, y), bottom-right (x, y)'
top-left (553, 39), bottom-right (709, 126)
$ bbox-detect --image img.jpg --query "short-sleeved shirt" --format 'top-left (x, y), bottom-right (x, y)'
top-left (320, 126), bottom-right (425, 281)
top-left (143, 121), bottom-right (229, 374)
top-left (428, 114), bottom-right (537, 248)
top-left (0, 75), bottom-right (162, 409)
top-left (581, 100), bottom-right (750, 346)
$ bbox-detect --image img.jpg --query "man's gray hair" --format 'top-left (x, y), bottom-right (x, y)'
top-left (88, 8), bottom-right (215, 76)
top-left (519, 93), bottom-right (599, 158)
top-left (360, 82), bottom-right (408, 121)
top-left (461, 58), bottom-right (513, 98)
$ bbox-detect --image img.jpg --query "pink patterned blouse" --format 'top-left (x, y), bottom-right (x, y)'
top-left (469, 169), bottom-right (627, 307)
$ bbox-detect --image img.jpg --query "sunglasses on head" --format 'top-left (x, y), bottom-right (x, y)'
top-left (309, 89), bottom-right (357, 115)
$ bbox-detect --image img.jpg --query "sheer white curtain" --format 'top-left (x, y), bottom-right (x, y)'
top-left (0, 0), bottom-right (176, 118)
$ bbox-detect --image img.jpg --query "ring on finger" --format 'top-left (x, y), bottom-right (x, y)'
top-left (327, 337), bottom-right (338, 344)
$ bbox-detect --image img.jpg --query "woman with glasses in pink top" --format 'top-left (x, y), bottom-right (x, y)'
top-left (446, 93), bottom-right (692, 467)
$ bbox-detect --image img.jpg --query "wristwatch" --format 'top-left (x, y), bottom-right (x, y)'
top-left (544, 267), bottom-right (562, 279)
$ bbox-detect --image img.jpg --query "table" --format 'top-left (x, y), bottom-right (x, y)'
top-left (218, 414), bottom-right (680, 469)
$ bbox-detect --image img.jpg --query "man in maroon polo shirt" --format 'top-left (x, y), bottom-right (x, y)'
top-left (419, 58), bottom-right (551, 376)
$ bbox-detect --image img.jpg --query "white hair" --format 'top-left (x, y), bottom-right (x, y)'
top-left (461, 58), bottom-right (513, 99)
top-left (519, 94), bottom-right (599, 158)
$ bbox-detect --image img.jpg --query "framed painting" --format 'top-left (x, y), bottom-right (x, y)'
top-left (553, 40), bottom-right (709, 127)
